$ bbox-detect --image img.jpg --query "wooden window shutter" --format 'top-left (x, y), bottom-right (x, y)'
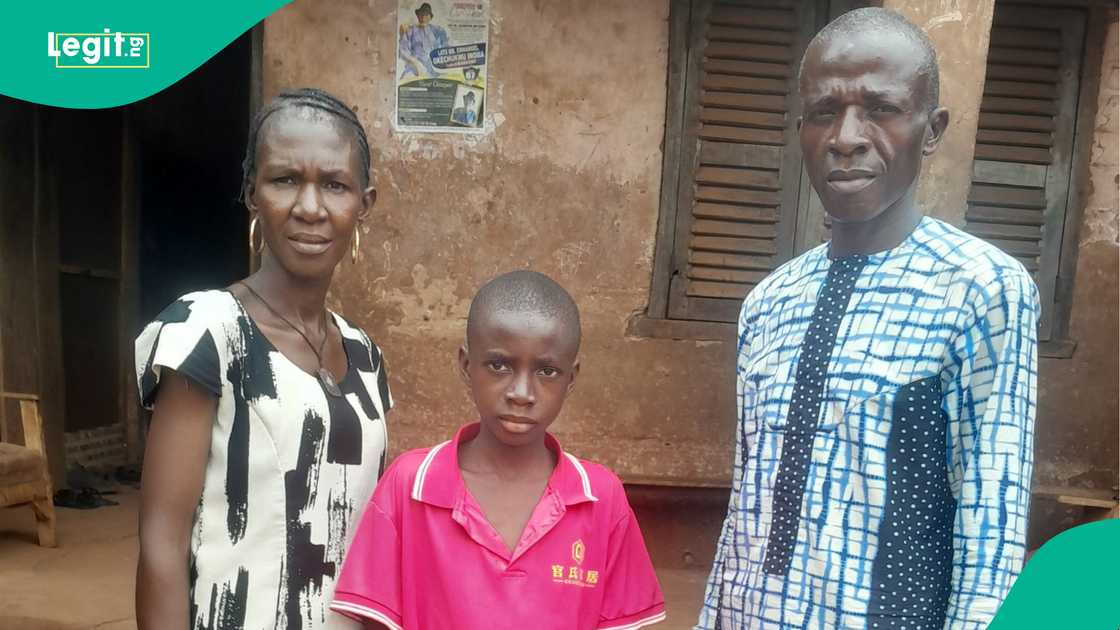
top-left (666, 0), bottom-right (820, 322)
top-left (966, 5), bottom-right (1086, 341)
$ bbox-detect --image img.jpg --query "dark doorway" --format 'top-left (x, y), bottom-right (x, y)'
top-left (46, 108), bottom-right (124, 434)
top-left (2, 30), bottom-right (255, 478)
top-left (133, 32), bottom-right (253, 328)
top-left (47, 32), bottom-right (253, 442)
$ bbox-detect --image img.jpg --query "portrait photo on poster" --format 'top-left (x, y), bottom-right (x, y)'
top-left (450, 85), bottom-right (482, 127)
top-left (395, 0), bottom-right (490, 134)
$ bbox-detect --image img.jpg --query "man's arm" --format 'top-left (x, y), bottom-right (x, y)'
top-left (693, 421), bottom-right (744, 629)
top-left (943, 269), bottom-right (1039, 630)
top-left (694, 303), bottom-right (754, 630)
top-left (397, 27), bottom-right (425, 75)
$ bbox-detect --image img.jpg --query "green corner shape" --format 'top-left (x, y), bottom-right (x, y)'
top-left (3, 1), bottom-right (290, 109)
top-left (989, 519), bottom-right (1120, 629)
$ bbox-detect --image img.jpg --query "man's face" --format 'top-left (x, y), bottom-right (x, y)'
top-left (798, 33), bottom-right (946, 224)
top-left (418, 12), bottom-right (432, 25)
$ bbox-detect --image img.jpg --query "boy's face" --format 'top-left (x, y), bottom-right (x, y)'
top-left (459, 309), bottom-right (579, 448)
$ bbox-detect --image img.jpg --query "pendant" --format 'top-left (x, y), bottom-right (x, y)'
top-left (318, 368), bottom-right (343, 397)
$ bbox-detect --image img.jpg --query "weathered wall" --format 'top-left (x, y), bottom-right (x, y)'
top-left (263, 0), bottom-right (1115, 515)
top-left (263, 0), bottom-right (737, 485)
top-left (883, 0), bottom-right (995, 225)
top-left (0, 100), bottom-right (37, 445)
top-left (1031, 14), bottom-right (1119, 544)
top-left (1078, 17), bottom-right (1119, 248)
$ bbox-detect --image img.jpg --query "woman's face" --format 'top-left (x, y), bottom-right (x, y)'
top-left (247, 109), bottom-right (375, 281)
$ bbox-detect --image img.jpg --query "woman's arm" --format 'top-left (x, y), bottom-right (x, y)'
top-left (136, 370), bottom-right (216, 630)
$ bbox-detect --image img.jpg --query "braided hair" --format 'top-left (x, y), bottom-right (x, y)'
top-left (240, 87), bottom-right (372, 201)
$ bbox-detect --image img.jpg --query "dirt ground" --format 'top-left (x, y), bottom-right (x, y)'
top-left (0, 486), bottom-right (708, 630)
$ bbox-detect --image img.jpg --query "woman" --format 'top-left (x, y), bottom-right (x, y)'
top-left (135, 88), bottom-right (392, 630)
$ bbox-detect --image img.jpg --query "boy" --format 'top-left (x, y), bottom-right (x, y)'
top-left (331, 271), bottom-right (666, 630)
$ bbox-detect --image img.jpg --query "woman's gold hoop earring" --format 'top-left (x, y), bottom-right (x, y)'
top-left (249, 216), bottom-right (263, 254)
top-left (351, 228), bottom-right (361, 265)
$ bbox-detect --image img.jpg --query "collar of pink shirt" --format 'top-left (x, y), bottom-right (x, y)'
top-left (410, 422), bottom-right (600, 563)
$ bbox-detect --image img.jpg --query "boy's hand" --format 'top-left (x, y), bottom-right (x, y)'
top-left (329, 616), bottom-right (386, 630)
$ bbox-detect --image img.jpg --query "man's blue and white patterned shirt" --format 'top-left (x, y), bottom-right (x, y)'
top-left (697, 217), bottom-right (1039, 630)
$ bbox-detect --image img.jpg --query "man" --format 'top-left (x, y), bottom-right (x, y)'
top-left (399, 2), bottom-right (449, 79)
top-left (451, 90), bottom-right (479, 126)
top-left (697, 8), bottom-right (1038, 630)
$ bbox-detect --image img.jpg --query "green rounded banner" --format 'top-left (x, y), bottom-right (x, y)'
top-left (2, 1), bottom-right (289, 109)
top-left (990, 519), bottom-right (1119, 629)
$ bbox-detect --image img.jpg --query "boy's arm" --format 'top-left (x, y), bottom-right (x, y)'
top-left (330, 468), bottom-right (406, 630)
top-left (943, 271), bottom-right (1039, 629)
top-left (331, 618), bottom-right (387, 630)
top-left (597, 488), bottom-right (666, 630)
top-left (694, 301), bottom-right (752, 629)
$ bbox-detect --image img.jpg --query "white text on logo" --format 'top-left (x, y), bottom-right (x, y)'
top-left (47, 29), bottom-right (150, 68)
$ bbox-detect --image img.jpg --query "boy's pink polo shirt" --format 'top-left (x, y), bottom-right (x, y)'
top-left (331, 423), bottom-right (666, 630)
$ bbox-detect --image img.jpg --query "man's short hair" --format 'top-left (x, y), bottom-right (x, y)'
top-left (466, 271), bottom-right (581, 354)
top-left (799, 7), bottom-right (940, 110)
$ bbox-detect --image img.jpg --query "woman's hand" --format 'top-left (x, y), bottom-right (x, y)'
top-left (135, 370), bottom-right (216, 630)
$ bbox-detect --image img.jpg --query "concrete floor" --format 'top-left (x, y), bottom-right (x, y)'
top-left (0, 489), bottom-right (138, 629)
top-left (0, 487), bottom-right (707, 630)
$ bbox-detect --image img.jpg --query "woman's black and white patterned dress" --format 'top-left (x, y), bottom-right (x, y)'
top-left (135, 289), bottom-right (392, 630)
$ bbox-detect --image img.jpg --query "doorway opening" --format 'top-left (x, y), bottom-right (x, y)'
top-left (54, 32), bottom-right (254, 474)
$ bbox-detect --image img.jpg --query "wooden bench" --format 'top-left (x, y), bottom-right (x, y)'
top-left (1034, 484), bottom-right (1119, 521)
top-left (0, 392), bottom-right (56, 547)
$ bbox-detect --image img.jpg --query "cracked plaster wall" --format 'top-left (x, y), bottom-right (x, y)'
top-left (262, 1), bottom-right (1117, 495)
top-left (263, 0), bottom-right (735, 484)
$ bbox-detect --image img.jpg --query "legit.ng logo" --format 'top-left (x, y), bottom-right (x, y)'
top-left (47, 29), bottom-right (150, 68)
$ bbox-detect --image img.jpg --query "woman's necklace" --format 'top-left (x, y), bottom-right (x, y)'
top-left (238, 281), bottom-right (343, 397)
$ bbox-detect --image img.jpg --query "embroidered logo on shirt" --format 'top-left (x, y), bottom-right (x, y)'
top-left (552, 540), bottom-right (597, 588)
top-left (572, 539), bottom-right (585, 565)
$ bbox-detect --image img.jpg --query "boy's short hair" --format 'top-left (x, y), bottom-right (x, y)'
top-left (466, 270), bottom-right (581, 354)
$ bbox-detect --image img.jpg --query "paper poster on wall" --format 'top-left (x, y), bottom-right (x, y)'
top-left (395, 0), bottom-right (489, 133)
